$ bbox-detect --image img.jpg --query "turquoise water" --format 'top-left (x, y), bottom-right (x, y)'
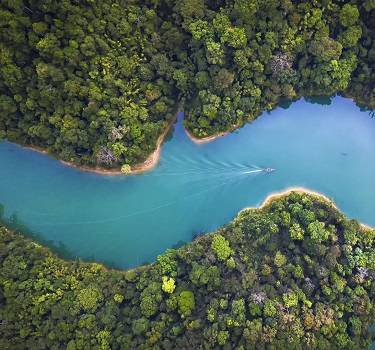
top-left (0, 96), bottom-right (374, 269)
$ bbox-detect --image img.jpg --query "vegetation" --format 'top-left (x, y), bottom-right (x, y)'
top-left (1, 192), bottom-right (375, 349)
top-left (0, 1), bottom-right (374, 168)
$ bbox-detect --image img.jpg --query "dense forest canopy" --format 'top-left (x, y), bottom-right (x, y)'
top-left (0, 0), bottom-right (374, 168)
top-left (1, 192), bottom-right (375, 349)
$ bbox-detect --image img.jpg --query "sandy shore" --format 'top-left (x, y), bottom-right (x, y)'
top-left (23, 116), bottom-right (176, 176)
top-left (239, 187), bottom-right (374, 230)
top-left (23, 116), bottom-right (236, 173)
top-left (185, 128), bottom-right (232, 144)
top-left (185, 124), bottom-right (240, 144)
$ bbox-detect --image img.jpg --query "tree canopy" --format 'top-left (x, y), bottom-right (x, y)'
top-left (1, 192), bottom-right (375, 349)
top-left (0, 0), bottom-right (374, 168)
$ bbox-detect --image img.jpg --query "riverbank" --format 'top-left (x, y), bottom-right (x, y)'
top-left (240, 187), bottom-right (374, 231)
top-left (185, 124), bottom-right (240, 144)
top-left (23, 115), bottom-right (177, 176)
top-left (185, 128), bottom-right (232, 144)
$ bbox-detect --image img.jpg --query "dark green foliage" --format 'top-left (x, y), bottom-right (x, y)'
top-left (1, 192), bottom-right (375, 349)
top-left (0, 0), bottom-right (374, 169)
top-left (0, 0), bottom-right (180, 168)
top-left (182, 1), bottom-right (375, 138)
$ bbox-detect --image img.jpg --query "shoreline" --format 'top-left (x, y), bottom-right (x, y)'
top-left (239, 187), bottom-right (374, 231)
top-left (185, 124), bottom-right (240, 144)
top-left (3, 188), bottom-right (373, 274)
top-left (22, 115), bottom-right (177, 176)
top-left (185, 128), bottom-right (232, 144)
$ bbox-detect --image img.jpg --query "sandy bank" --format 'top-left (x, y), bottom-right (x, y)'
top-left (185, 128), bottom-right (231, 144)
top-left (185, 124), bottom-right (240, 144)
top-left (23, 116), bottom-right (176, 176)
top-left (239, 187), bottom-right (374, 231)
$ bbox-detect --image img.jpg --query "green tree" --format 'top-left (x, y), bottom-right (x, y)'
top-left (339, 4), bottom-right (359, 27)
top-left (178, 290), bottom-right (195, 316)
top-left (211, 234), bottom-right (233, 261)
top-left (77, 287), bottom-right (102, 312)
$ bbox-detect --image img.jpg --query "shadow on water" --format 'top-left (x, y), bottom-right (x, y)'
top-left (281, 94), bottom-right (374, 119)
top-left (171, 240), bottom-right (187, 250)
top-left (0, 201), bottom-right (213, 269)
top-left (275, 94), bottom-right (335, 111)
top-left (0, 205), bottom-right (74, 260)
top-left (305, 95), bottom-right (334, 105)
top-left (0, 202), bottom-right (123, 268)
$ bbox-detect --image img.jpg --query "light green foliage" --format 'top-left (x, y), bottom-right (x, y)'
top-left (330, 272), bottom-right (347, 293)
top-left (283, 291), bottom-right (299, 308)
top-left (221, 27), bottom-right (247, 48)
top-left (219, 298), bottom-right (228, 310)
top-left (339, 4), bottom-right (360, 27)
top-left (226, 257), bottom-right (236, 269)
top-left (77, 287), bottom-right (102, 312)
top-left (217, 330), bottom-right (229, 345)
top-left (263, 300), bottom-right (277, 317)
top-left (293, 265), bottom-right (304, 279)
top-left (262, 263), bottom-right (272, 276)
top-left (120, 164), bottom-right (131, 174)
top-left (187, 319), bottom-right (201, 330)
top-left (207, 306), bottom-right (216, 322)
top-left (161, 276), bottom-right (176, 294)
top-left (349, 316), bottom-right (362, 336)
top-left (308, 221), bottom-right (330, 242)
top-left (96, 330), bottom-right (110, 350)
top-left (230, 298), bottom-right (246, 326)
top-left (156, 249), bottom-right (178, 276)
top-left (205, 40), bottom-right (225, 65)
top-left (339, 26), bottom-right (362, 48)
top-left (290, 222), bottom-right (304, 240)
top-left (189, 20), bottom-right (211, 40)
top-left (178, 291), bottom-right (195, 316)
top-left (211, 234), bottom-right (232, 261)
top-left (113, 294), bottom-right (124, 303)
top-left (274, 251), bottom-right (287, 267)
top-left (249, 302), bottom-right (261, 317)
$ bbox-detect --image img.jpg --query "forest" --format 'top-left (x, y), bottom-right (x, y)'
top-left (0, 0), bottom-right (374, 169)
top-left (1, 192), bottom-right (375, 349)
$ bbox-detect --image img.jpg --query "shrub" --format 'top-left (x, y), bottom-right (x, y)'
top-left (290, 222), bottom-right (304, 240)
top-left (283, 291), bottom-right (299, 308)
top-left (162, 276), bottom-right (176, 294)
top-left (217, 330), bottom-right (229, 345)
top-left (178, 291), bottom-right (195, 317)
top-left (263, 300), bottom-right (277, 317)
top-left (77, 287), bottom-right (102, 312)
top-left (211, 234), bottom-right (232, 261)
top-left (274, 251), bottom-right (287, 267)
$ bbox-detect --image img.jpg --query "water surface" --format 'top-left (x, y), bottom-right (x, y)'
top-left (0, 96), bottom-right (374, 268)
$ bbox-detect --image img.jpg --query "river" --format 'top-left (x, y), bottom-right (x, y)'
top-left (0, 96), bottom-right (374, 268)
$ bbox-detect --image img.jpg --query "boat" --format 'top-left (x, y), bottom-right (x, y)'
top-left (263, 167), bottom-right (275, 173)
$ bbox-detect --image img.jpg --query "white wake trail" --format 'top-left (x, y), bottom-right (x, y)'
top-left (241, 169), bottom-right (264, 174)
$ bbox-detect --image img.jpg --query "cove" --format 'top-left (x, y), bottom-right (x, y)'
top-left (0, 96), bottom-right (374, 269)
